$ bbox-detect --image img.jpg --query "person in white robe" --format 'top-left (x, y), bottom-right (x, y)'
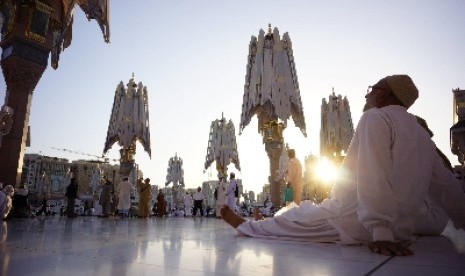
top-left (183, 192), bottom-right (193, 217)
top-left (117, 177), bottom-right (132, 218)
top-left (215, 174), bottom-right (227, 218)
top-left (285, 149), bottom-right (303, 205)
top-left (221, 74), bottom-right (465, 256)
top-left (225, 172), bottom-right (238, 212)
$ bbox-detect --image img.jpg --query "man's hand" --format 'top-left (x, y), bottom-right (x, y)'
top-left (368, 241), bottom-right (413, 256)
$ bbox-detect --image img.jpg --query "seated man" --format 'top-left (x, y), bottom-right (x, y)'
top-left (222, 74), bottom-right (465, 256)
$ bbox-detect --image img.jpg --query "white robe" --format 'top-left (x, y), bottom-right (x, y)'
top-left (226, 179), bottom-right (237, 211)
top-left (238, 105), bottom-right (465, 244)
top-left (183, 194), bottom-right (193, 216)
top-left (117, 180), bottom-right (132, 211)
top-left (215, 179), bottom-right (227, 217)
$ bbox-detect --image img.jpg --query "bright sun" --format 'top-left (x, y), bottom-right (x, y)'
top-left (314, 157), bottom-right (339, 183)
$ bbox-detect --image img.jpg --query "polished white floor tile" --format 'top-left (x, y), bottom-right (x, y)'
top-left (1, 216), bottom-right (464, 276)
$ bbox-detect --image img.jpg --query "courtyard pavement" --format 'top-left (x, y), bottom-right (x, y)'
top-left (1, 215), bottom-right (464, 276)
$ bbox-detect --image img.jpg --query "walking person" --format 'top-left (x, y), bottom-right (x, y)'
top-left (99, 176), bottom-right (113, 218)
top-left (65, 178), bottom-right (78, 218)
top-left (225, 172), bottom-right (238, 212)
top-left (183, 192), bottom-right (193, 217)
top-left (156, 189), bottom-right (167, 217)
top-left (285, 149), bottom-right (302, 205)
top-left (192, 187), bottom-right (205, 217)
top-left (137, 178), bottom-right (152, 218)
top-left (117, 177), bottom-right (132, 218)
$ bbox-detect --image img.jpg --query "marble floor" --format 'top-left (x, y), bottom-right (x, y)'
top-left (1, 216), bottom-right (464, 276)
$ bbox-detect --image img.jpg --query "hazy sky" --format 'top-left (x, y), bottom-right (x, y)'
top-left (1, 1), bottom-right (464, 195)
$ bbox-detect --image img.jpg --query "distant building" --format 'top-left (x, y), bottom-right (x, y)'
top-left (21, 154), bottom-right (71, 202)
top-left (248, 190), bottom-right (256, 202)
top-left (320, 89), bottom-right (354, 158)
top-left (21, 153), bottom-right (143, 205)
top-left (71, 160), bottom-right (108, 198)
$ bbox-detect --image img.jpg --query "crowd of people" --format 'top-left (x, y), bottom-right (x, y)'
top-left (0, 173), bottom-right (241, 221)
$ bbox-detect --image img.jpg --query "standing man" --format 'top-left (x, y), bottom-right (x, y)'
top-left (192, 187), bottom-right (205, 217)
top-left (117, 177), bottom-right (132, 218)
top-left (226, 172), bottom-right (238, 212)
top-left (183, 192), bottom-right (193, 217)
top-left (285, 149), bottom-right (302, 205)
top-left (65, 178), bottom-right (78, 218)
top-left (156, 189), bottom-right (167, 217)
top-left (99, 176), bottom-right (113, 218)
top-left (137, 178), bottom-right (152, 218)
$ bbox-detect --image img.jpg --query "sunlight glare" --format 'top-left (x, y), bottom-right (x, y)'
top-left (314, 157), bottom-right (338, 184)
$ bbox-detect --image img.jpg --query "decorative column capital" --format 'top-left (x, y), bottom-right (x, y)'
top-left (261, 120), bottom-right (285, 144)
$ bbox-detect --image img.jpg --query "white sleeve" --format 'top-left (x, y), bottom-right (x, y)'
top-left (356, 112), bottom-right (396, 242)
top-left (429, 154), bottom-right (465, 230)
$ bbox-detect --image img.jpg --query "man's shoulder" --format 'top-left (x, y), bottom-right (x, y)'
top-left (359, 107), bottom-right (394, 127)
top-left (364, 105), bottom-right (408, 118)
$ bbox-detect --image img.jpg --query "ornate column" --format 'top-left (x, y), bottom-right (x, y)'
top-left (204, 115), bottom-right (241, 176)
top-left (262, 120), bottom-right (285, 207)
top-left (165, 154), bottom-right (185, 207)
top-left (119, 143), bottom-right (136, 177)
top-left (103, 75), bottom-right (151, 178)
top-left (0, 42), bottom-right (47, 186)
top-left (216, 163), bottom-right (228, 180)
top-left (240, 25), bottom-right (307, 208)
top-left (0, 2), bottom-right (51, 186)
top-left (204, 114), bottom-right (241, 205)
top-left (0, 1), bottom-right (110, 187)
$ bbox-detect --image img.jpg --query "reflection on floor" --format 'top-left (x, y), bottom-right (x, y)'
top-left (1, 216), bottom-right (464, 276)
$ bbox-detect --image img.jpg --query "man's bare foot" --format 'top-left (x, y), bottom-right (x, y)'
top-left (220, 205), bottom-right (245, 228)
top-left (253, 207), bottom-right (264, 221)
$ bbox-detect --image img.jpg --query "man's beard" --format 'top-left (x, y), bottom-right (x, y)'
top-left (363, 103), bottom-right (370, 112)
top-left (363, 101), bottom-right (375, 112)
